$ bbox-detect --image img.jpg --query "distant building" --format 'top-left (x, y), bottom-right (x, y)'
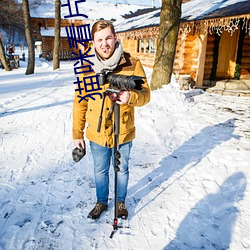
top-left (31, 17), bottom-right (88, 60)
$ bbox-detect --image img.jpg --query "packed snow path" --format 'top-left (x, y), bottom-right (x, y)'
top-left (0, 59), bottom-right (250, 249)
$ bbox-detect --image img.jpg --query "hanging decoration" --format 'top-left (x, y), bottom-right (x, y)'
top-left (117, 26), bottom-right (159, 40)
top-left (242, 16), bottom-right (250, 36)
top-left (179, 15), bottom-right (250, 37)
top-left (117, 15), bottom-right (250, 40)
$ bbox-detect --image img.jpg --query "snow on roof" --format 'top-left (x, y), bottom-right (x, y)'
top-left (114, 8), bottom-right (160, 32)
top-left (114, 0), bottom-right (250, 33)
top-left (30, 0), bottom-right (151, 21)
top-left (182, 0), bottom-right (250, 21)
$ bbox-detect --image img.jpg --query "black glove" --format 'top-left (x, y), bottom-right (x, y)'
top-left (72, 146), bottom-right (86, 162)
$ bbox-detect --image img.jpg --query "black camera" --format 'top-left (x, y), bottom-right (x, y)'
top-left (98, 70), bottom-right (144, 90)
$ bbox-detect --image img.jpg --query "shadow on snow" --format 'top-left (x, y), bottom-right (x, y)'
top-left (164, 172), bottom-right (247, 249)
top-left (128, 118), bottom-right (239, 213)
top-left (127, 118), bottom-right (244, 247)
top-left (0, 100), bottom-right (72, 117)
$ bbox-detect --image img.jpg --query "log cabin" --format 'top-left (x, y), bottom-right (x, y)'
top-left (114, 0), bottom-right (250, 94)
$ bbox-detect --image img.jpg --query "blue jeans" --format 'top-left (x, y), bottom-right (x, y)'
top-left (90, 141), bottom-right (132, 205)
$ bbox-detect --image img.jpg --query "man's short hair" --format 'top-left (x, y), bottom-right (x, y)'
top-left (91, 20), bottom-right (116, 40)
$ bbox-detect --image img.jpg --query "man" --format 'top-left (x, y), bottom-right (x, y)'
top-left (72, 20), bottom-right (150, 220)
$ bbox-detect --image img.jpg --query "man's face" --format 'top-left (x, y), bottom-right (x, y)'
top-left (93, 27), bottom-right (117, 60)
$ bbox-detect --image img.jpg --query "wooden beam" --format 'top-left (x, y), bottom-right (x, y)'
top-left (195, 32), bottom-right (207, 87)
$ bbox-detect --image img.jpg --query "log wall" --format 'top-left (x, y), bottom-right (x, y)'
top-left (240, 34), bottom-right (250, 79)
top-left (173, 34), bottom-right (199, 81)
top-left (203, 34), bottom-right (216, 82)
top-left (41, 36), bottom-right (86, 59)
top-left (119, 37), bottom-right (156, 68)
top-left (173, 34), bottom-right (185, 74)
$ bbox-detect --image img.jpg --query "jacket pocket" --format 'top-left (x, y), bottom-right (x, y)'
top-left (120, 106), bottom-right (135, 134)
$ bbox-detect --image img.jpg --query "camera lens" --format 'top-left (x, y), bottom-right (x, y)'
top-left (108, 92), bottom-right (118, 102)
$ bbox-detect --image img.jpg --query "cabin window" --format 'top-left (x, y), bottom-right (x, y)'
top-left (137, 39), bottom-right (140, 53)
top-left (150, 38), bottom-right (155, 53)
top-left (146, 38), bottom-right (150, 53)
top-left (137, 38), bottom-right (156, 54)
top-left (137, 39), bottom-right (144, 53)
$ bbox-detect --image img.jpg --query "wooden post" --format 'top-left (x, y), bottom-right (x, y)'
top-left (195, 32), bottom-right (207, 88)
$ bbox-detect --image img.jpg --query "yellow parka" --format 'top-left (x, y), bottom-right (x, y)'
top-left (72, 52), bottom-right (150, 148)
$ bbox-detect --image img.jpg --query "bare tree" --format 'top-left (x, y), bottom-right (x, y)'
top-left (151, 0), bottom-right (182, 90)
top-left (0, 37), bottom-right (11, 71)
top-left (53, 0), bottom-right (61, 70)
top-left (0, 0), bottom-right (24, 37)
top-left (0, 0), bottom-right (23, 71)
top-left (22, 0), bottom-right (35, 75)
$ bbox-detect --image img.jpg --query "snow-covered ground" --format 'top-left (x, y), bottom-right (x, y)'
top-left (0, 49), bottom-right (250, 250)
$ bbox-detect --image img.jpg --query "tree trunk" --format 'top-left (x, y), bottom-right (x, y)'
top-left (22, 0), bottom-right (35, 75)
top-left (0, 37), bottom-right (11, 71)
top-left (53, 0), bottom-right (61, 70)
top-left (151, 0), bottom-right (182, 90)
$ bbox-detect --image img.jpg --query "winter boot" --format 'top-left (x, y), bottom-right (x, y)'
top-left (87, 202), bottom-right (108, 220)
top-left (117, 202), bottom-right (128, 219)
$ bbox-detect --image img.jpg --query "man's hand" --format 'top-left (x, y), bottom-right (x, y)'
top-left (116, 90), bottom-right (130, 105)
top-left (74, 139), bottom-right (85, 149)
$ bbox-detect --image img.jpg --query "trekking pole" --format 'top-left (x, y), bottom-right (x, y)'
top-left (110, 101), bottom-right (121, 238)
